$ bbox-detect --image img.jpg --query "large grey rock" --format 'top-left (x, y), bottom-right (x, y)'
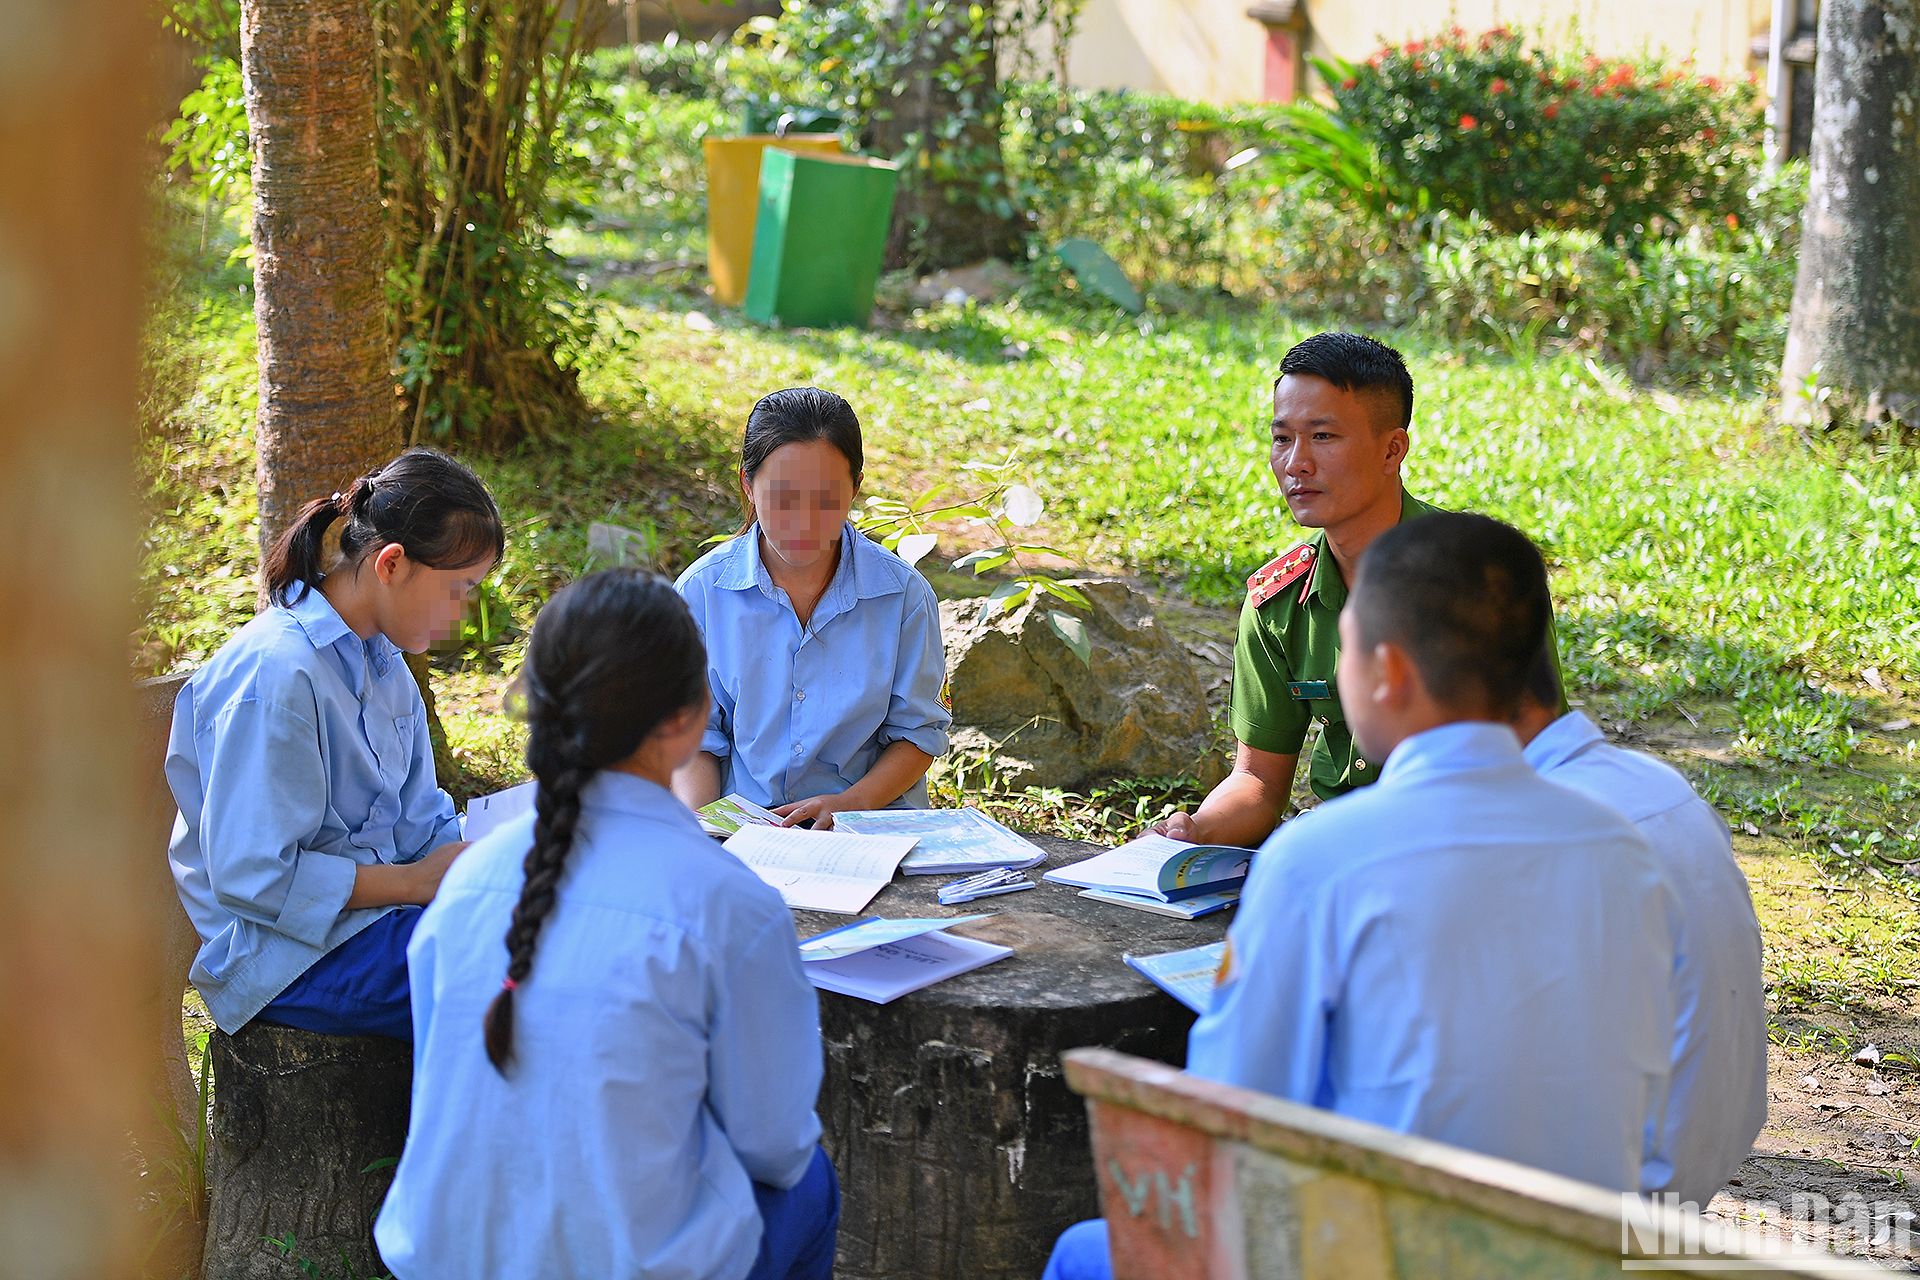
top-left (939, 579), bottom-right (1227, 790)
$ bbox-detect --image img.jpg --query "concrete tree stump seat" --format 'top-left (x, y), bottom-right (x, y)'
top-left (202, 1022), bottom-right (411, 1280)
top-left (792, 831), bottom-right (1230, 1280)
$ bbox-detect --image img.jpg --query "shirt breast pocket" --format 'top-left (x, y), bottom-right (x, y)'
top-left (380, 714), bottom-right (416, 784)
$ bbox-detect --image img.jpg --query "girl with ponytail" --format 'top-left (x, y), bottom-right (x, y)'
top-left (376, 570), bottom-right (838, 1280)
top-left (165, 447), bottom-right (504, 1039)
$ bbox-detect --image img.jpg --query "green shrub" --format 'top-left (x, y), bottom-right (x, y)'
top-left (1330, 26), bottom-right (1764, 241)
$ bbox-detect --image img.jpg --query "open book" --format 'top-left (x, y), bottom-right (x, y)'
top-left (797, 914), bottom-right (992, 963)
top-left (798, 924), bottom-right (1012, 1003)
top-left (1043, 833), bottom-right (1252, 902)
top-left (722, 825), bottom-right (917, 914)
top-left (1124, 939), bottom-right (1229, 1014)
top-left (831, 807), bottom-right (1047, 875)
top-left (697, 793), bottom-right (781, 838)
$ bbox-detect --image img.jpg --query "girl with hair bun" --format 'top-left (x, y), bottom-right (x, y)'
top-left (673, 386), bottom-right (950, 829)
top-left (375, 569), bottom-right (837, 1280)
top-left (165, 447), bottom-right (504, 1039)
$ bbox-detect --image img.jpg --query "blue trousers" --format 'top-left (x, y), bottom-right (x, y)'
top-left (1043, 1219), bottom-right (1113, 1280)
top-left (748, 1145), bottom-right (840, 1280)
top-left (258, 907), bottom-right (421, 1041)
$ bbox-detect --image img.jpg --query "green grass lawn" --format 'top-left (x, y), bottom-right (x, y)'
top-left (142, 188), bottom-right (1920, 1159)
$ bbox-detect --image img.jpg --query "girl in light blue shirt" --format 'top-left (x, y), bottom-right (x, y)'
top-left (376, 570), bottom-right (837, 1280)
top-left (166, 448), bottom-right (503, 1039)
top-left (673, 387), bottom-right (950, 828)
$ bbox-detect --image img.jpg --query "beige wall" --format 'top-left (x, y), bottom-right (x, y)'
top-left (1037, 0), bottom-right (1773, 104)
top-left (1047, 0), bottom-right (1269, 102)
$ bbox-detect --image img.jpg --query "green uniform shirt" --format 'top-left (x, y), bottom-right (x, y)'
top-left (1230, 490), bottom-right (1568, 803)
top-left (1231, 490), bottom-right (1443, 802)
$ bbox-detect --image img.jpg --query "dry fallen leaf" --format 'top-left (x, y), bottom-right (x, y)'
top-left (1866, 1080), bottom-right (1892, 1096)
top-left (1881, 718), bottom-right (1914, 733)
top-left (1743, 822), bottom-right (1761, 837)
top-left (1802, 1074), bottom-right (1823, 1092)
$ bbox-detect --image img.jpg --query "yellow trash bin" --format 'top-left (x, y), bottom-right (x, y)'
top-left (704, 134), bottom-right (842, 307)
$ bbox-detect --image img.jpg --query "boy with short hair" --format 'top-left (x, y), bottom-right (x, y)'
top-left (1046, 515), bottom-right (1680, 1280)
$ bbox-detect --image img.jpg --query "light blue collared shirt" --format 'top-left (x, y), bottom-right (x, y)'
top-left (1189, 722), bottom-right (1681, 1193)
top-left (374, 773), bottom-right (823, 1280)
top-left (675, 522), bottom-right (951, 809)
top-left (165, 585), bottom-right (461, 1033)
top-left (1526, 710), bottom-right (1767, 1205)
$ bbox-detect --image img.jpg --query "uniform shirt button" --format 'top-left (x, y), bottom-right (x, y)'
top-left (1355, 759), bottom-right (1368, 771)
top-left (796, 689), bottom-right (806, 701)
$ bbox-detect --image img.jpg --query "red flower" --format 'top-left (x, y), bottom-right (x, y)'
top-left (1605, 64), bottom-right (1635, 89)
top-left (1368, 50), bottom-right (1386, 68)
top-left (1341, 77), bottom-right (1358, 90)
top-left (1701, 127), bottom-right (1718, 143)
top-left (1459, 113), bottom-right (1480, 129)
top-left (1702, 76), bottom-right (1723, 91)
top-left (1544, 100), bottom-right (1561, 120)
top-left (1490, 77), bottom-right (1509, 94)
top-left (1725, 213), bottom-right (1740, 230)
top-left (1403, 39), bottom-right (1425, 55)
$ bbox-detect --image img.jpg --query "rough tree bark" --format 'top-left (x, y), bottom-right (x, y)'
top-left (241, 0), bottom-right (399, 561)
top-left (0, 0), bottom-right (153, 1274)
top-left (201, 1025), bottom-right (412, 1280)
top-left (1779, 0), bottom-right (1920, 436)
top-left (869, 0), bottom-right (1025, 271)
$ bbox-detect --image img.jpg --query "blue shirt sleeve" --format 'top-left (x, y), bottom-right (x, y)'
top-left (194, 691), bottom-right (359, 949)
top-left (676, 570), bottom-right (735, 760)
top-left (1186, 837), bottom-right (1338, 1105)
top-left (705, 910), bottom-right (823, 1188)
top-left (875, 579), bottom-right (951, 758)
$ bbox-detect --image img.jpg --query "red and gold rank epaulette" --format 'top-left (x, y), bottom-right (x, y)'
top-left (1246, 543), bottom-right (1316, 608)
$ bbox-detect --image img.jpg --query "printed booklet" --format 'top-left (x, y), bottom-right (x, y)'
top-left (1042, 833), bottom-right (1252, 902)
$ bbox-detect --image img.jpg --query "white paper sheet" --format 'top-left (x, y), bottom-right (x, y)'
top-left (832, 807), bottom-right (1047, 874)
top-left (462, 780), bottom-right (537, 844)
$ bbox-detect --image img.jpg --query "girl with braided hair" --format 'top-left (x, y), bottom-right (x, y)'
top-left (672, 386), bottom-right (951, 830)
top-left (376, 569), bottom-right (837, 1280)
top-left (166, 447), bottom-right (504, 1039)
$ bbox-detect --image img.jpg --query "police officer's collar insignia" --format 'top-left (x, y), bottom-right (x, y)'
top-left (1246, 543), bottom-right (1316, 608)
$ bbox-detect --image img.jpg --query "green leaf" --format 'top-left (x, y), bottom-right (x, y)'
top-left (1033, 578), bottom-right (1092, 608)
top-left (1045, 610), bottom-right (1092, 665)
top-left (953, 545), bottom-right (1015, 574)
top-left (981, 580), bottom-right (1033, 617)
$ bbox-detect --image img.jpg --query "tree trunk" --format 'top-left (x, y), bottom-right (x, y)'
top-left (0, 0), bottom-right (155, 1273)
top-left (1779, 0), bottom-right (1920, 437)
top-left (241, 0), bottom-right (399, 562)
top-left (869, 0), bottom-right (1025, 272)
top-left (202, 1025), bottom-right (411, 1280)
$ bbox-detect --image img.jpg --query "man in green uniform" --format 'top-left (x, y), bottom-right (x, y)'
top-left (1158, 332), bottom-right (1438, 846)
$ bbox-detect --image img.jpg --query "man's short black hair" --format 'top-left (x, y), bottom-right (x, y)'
top-left (1522, 640), bottom-right (1563, 711)
top-left (1276, 332), bottom-right (1415, 432)
top-left (1351, 513), bottom-right (1552, 719)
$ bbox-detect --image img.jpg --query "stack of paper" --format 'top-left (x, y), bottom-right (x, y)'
top-left (832, 807), bottom-right (1048, 875)
top-left (462, 781), bottom-right (536, 844)
top-left (1080, 887), bottom-right (1240, 919)
top-left (799, 915), bottom-right (1012, 1003)
top-left (1124, 940), bottom-right (1229, 1014)
top-left (1042, 833), bottom-right (1252, 904)
top-left (698, 793), bottom-right (781, 837)
top-left (722, 824), bottom-right (917, 914)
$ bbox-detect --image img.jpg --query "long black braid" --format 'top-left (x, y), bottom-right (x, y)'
top-left (482, 569), bottom-right (709, 1074)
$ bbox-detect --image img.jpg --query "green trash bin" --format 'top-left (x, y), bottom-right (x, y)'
top-left (744, 149), bottom-right (900, 329)
top-left (740, 101), bottom-right (848, 136)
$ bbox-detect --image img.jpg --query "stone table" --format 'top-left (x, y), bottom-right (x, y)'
top-left (791, 832), bottom-right (1232, 1280)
